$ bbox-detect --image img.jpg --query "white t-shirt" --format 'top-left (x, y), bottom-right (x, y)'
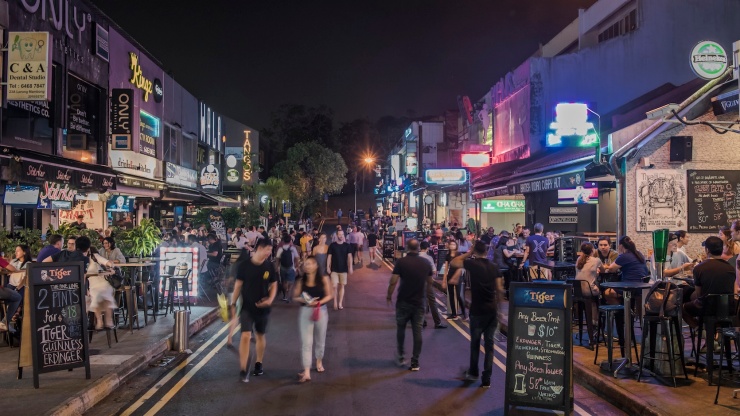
top-left (233, 236), bottom-right (249, 249)
top-left (575, 256), bottom-right (602, 296)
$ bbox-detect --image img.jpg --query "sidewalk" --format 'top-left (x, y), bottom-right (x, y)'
top-left (459, 288), bottom-right (740, 416)
top-left (0, 304), bottom-right (220, 416)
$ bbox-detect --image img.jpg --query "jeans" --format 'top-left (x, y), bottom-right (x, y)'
top-left (469, 313), bottom-right (498, 380)
top-left (396, 301), bottom-right (424, 363)
top-left (0, 286), bottom-right (21, 323)
top-left (298, 305), bottom-right (328, 368)
top-left (426, 285), bottom-right (442, 325)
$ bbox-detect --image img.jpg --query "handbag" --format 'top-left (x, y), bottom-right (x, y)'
top-left (311, 303), bottom-right (321, 321)
top-left (644, 281), bottom-right (682, 317)
top-left (105, 267), bottom-right (124, 290)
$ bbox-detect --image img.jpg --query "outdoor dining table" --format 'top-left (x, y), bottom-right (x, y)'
top-left (117, 262), bottom-right (155, 331)
top-left (599, 280), bottom-right (653, 378)
top-left (532, 260), bottom-right (576, 280)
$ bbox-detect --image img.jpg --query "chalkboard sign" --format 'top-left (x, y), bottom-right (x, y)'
top-left (382, 235), bottom-right (395, 259)
top-left (27, 262), bottom-right (90, 388)
top-left (436, 249), bottom-right (449, 273)
top-left (402, 231), bottom-right (417, 245)
top-left (687, 170), bottom-right (740, 232)
top-left (505, 282), bottom-right (573, 416)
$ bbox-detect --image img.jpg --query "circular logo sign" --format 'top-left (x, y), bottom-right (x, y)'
top-left (226, 154), bottom-right (238, 168)
top-left (690, 41), bottom-right (728, 80)
top-left (153, 78), bottom-right (164, 103)
top-left (226, 168), bottom-right (239, 182)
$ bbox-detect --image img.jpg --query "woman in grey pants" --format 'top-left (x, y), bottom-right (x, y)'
top-left (293, 256), bottom-right (333, 383)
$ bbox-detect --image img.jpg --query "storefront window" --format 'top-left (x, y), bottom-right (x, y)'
top-left (2, 66), bottom-right (58, 154)
top-left (182, 133), bottom-right (195, 169)
top-left (163, 124), bottom-right (180, 165)
top-left (64, 74), bottom-right (101, 164)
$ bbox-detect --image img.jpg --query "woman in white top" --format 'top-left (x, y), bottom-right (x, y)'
top-left (575, 242), bottom-right (602, 346)
top-left (88, 247), bottom-right (117, 330)
top-left (663, 235), bottom-right (695, 302)
top-left (102, 237), bottom-right (127, 264)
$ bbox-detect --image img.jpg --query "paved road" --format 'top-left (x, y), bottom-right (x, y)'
top-left (88, 251), bottom-right (624, 416)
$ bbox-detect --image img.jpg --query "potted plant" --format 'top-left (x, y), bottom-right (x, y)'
top-left (120, 218), bottom-right (161, 259)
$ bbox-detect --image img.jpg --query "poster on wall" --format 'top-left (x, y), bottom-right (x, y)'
top-left (59, 201), bottom-right (104, 230)
top-left (636, 169), bottom-right (687, 232)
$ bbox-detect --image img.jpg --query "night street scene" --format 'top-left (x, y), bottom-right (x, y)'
top-left (1, 0), bottom-right (740, 415)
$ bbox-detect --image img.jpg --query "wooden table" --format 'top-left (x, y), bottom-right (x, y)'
top-left (599, 281), bottom-right (653, 378)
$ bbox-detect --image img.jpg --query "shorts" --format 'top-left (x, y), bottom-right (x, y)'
top-left (280, 267), bottom-right (297, 283)
top-left (240, 309), bottom-right (270, 334)
top-left (350, 243), bottom-right (358, 254)
top-left (331, 272), bottom-right (348, 285)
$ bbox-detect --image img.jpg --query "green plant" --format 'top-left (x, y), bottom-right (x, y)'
top-left (221, 208), bottom-right (242, 229)
top-left (119, 218), bottom-right (161, 258)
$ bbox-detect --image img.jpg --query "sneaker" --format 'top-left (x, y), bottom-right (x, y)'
top-left (252, 362), bottom-right (264, 376)
top-left (395, 353), bottom-right (406, 367)
top-left (409, 361), bottom-right (420, 371)
top-left (240, 370), bottom-right (249, 383)
top-left (434, 324), bottom-right (448, 329)
top-left (463, 371), bottom-right (478, 382)
top-left (481, 379), bottom-right (491, 388)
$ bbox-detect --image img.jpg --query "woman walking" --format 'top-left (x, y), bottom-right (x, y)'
top-left (293, 256), bottom-right (333, 383)
top-left (444, 241), bottom-right (466, 320)
top-left (312, 233), bottom-right (330, 278)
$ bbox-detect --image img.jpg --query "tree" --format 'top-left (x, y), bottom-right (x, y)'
top-left (256, 177), bottom-right (289, 215)
top-left (261, 104), bottom-right (338, 166)
top-left (273, 141), bottom-right (347, 219)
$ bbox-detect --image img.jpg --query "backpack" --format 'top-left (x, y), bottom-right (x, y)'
top-left (280, 247), bottom-right (294, 268)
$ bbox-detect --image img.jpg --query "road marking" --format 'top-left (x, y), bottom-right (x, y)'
top-left (120, 324), bottom-right (233, 416)
top-left (143, 333), bottom-right (232, 416)
top-left (382, 249), bottom-right (588, 415)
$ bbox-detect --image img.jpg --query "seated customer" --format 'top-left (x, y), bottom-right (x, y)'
top-left (682, 236), bottom-right (736, 329)
top-left (663, 234), bottom-right (695, 302)
top-left (603, 236), bottom-right (649, 304)
top-left (575, 242), bottom-right (602, 346)
top-left (592, 237), bottom-right (618, 265)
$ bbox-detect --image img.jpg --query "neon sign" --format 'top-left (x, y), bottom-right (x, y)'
top-left (243, 130), bottom-right (252, 182)
top-left (546, 103), bottom-right (598, 148)
top-left (129, 52), bottom-right (153, 101)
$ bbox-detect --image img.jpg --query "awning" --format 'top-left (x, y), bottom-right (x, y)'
top-left (113, 184), bottom-right (161, 199)
top-left (202, 194), bottom-right (240, 208)
top-left (162, 186), bottom-right (202, 202)
top-left (503, 148), bottom-right (595, 195)
top-left (471, 159), bottom-right (528, 199)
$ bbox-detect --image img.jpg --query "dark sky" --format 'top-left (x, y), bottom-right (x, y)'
top-left (91, 0), bottom-right (595, 129)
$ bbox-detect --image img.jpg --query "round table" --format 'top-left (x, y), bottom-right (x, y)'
top-left (599, 281), bottom-right (653, 377)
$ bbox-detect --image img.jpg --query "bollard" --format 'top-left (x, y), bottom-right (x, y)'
top-left (173, 309), bottom-right (191, 352)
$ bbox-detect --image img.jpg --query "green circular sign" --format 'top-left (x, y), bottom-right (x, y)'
top-left (690, 40), bottom-right (727, 80)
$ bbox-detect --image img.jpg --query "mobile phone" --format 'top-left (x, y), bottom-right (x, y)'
top-left (692, 259), bottom-right (698, 264)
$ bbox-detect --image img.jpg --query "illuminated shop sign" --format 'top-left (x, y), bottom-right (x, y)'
top-left (461, 153), bottom-right (490, 168)
top-left (243, 130), bottom-right (252, 182)
top-left (546, 103), bottom-right (598, 148)
top-left (481, 199), bottom-right (524, 213)
top-left (139, 110), bottom-right (159, 158)
top-left (424, 169), bottom-right (467, 185)
top-left (690, 40), bottom-right (728, 80)
top-left (7, 31), bottom-right (52, 101)
top-left (129, 52), bottom-right (163, 103)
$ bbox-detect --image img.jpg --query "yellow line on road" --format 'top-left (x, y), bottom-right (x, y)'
top-left (143, 333), bottom-right (232, 416)
top-left (120, 323), bottom-right (233, 416)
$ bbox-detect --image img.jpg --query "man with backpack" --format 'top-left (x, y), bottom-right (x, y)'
top-left (275, 234), bottom-right (300, 303)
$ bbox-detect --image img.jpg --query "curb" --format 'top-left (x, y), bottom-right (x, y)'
top-left (45, 307), bottom-right (221, 416)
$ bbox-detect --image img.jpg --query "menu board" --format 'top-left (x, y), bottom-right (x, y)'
top-left (505, 282), bottom-right (573, 415)
top-left (687, 170), bottom-right (740, 232)
top-left (26, 262), bottom-right (90, 388)
top-left (382, 235), bottom-right (395, 259)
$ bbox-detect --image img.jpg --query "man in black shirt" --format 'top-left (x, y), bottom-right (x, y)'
top-left (367, 230), bottom-right (378, 264)
top-left (44, 235), bottom-right (91, 272)
top-left (206, 233), bottom-right (223, 273)
top-left (231, 239), bottom-right (277, 382)
top-left (327, 230), bottom-right (353, 310)
top-left (683, 236), bottom-right (736, 328)
top-left (387, 239), bottom-right (433, 371)
top-left (450, 241), bottom-right (503, 388)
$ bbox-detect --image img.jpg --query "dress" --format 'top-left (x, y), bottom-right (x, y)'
top-left (88, 254), bottom-right (117, 313)
top-left (314, 252), bottom-right (328, 277)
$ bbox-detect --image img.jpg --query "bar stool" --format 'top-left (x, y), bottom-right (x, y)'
top-left (692, 294), bottom-right (737, 384)
top-left (135, 267), bottom-right (157, 325)
top-left (637, 283), bottom-right (688, 387)
top-left (714, 327), bottom-right (740, 404)
top-left (0, 300), bottom-right (14, 347)
top-left (166, 269), bottom-right (192, 314)
top-left (569, 279), bottom-right (597, 348)
top-left (159, 266), bottom-right (176, 314)
top-left (87, 311), bottom-right (119, 348)
top-left (594, 304), bottom-right (638, 369)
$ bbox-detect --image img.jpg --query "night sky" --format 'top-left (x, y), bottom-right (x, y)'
top-left (91, 0), bottom-right (596, 129)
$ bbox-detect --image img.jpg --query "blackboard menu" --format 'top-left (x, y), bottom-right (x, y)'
top-left (27, 262), bottom-right (90, 388)
top-left (687, 170), bottom-right (740, 232)
top-left (382, 235), bottom-right (395, 259)
top-left (505, 282), bottom-right (573, 415)
top-left (436, 249), bottom-right (449, 273)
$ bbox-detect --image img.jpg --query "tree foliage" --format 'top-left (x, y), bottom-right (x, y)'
top-left (273, 141), bottom-right (347, 216)
top-left (262, 104), bottom-right (338, 163)
top-left (256, 177), bottom-right (289, 214)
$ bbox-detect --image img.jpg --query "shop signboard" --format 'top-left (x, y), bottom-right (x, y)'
top-left (111, 89), bottom-right (133, 150)
top-left (38, 181), bottom-right (77, 207)
top-left (505, 282), bottom-right (573, 415)
top-left (7, 32), bottom-right (52, 101)
top-left (424, 169), bottom-right (467, 185)
top-left (481, 199), bottom-right (524, 213)
top-left (508, 170), bottom-right (585, 195)
top-left (165, 162), bottom-right (198, 189)
top-left (139, 110), bottom-right (159, 158)
top-left (109, 149), bottom-right (162, 179)
top-left (94, 23), bottom-right (109, 62)
top-left (710, 89), bottom-right (738, 116)
top-left (549, 216), bottom-right (578, 224)
top-left (686, 170), bottom-right (740, 232)
top-left (59, 201), bottom-right (104, 230)
top-left (199, 164), bottom-right (220, 192)
top-left (67, 76), bottom-right (99, 141)
top-left (690, 40), bottom-right (728, 81)
top-left (405, 153), bottom-right (418, 176)
top-left (224, 147), bottom-right (243, 192)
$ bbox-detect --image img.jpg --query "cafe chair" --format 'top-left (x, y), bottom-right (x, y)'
top-left (166, 269), bottom-right (193, 314)
top-left (568, 279), bottom-right (597, 348)
top-left (637, 283), bottom-right (688, 387)
top-left (594, 304), bottom-right (638, 369)
top-left (714, 327), bottom-right (740, 404)
top-left (87, 310), bottom-right (119, 348)
top-left (691, 294), bottom-right (737, 384)
top-left (159, 266), bottom-right (176, 314)
top-left (0, 300), bottom-right (14, 348)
